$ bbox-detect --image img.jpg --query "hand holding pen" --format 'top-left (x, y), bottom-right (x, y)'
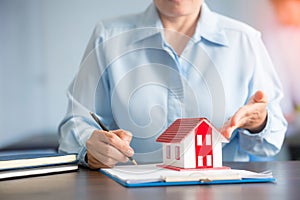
top-left (86, 112), bottom-right (137, 169)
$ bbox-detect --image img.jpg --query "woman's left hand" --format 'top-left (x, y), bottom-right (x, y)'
top-left (220, 90), bottom-right (268, 139)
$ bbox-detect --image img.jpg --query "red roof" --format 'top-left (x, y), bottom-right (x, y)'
top-left (156, 118), bottom-right (210, 143)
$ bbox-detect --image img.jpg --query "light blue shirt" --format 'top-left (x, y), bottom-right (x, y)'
top-left (58, 3), bottom-right (287, 166)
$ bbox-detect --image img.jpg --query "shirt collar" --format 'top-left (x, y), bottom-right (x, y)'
top-left (193, 3), bottom-right (229, 46)
top-left (133, 2), bottom-right (229, 46)
top-left (131, 3), bottom-right (163, 44)
top-left (138, 3), bottom-right (163, 30)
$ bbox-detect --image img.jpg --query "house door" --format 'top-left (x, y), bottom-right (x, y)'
top-left (195, 122), bottom-right (213, 168)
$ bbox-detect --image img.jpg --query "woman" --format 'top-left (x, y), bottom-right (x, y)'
top-left (58, 0), bottom-right (287, 169)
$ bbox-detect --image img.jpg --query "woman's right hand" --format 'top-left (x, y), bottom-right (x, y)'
top-left (86, 129), bottom-right (134, 169)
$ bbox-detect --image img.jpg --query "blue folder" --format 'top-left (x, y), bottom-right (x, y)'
top-left (100, 169), bottom-right (276, 188)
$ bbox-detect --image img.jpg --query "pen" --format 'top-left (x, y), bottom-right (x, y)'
top-left (89, 112), bottom-right (137, 165)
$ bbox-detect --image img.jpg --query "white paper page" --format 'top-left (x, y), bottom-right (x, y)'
top-left (101, 164), bottom-right (273, 184)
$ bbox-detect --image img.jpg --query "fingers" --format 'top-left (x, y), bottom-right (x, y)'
top-left (221, 90), bottom-right (268, 138)
top-left (86, 130), bottom-right (134, 168)
top-left (221, 127), bottom-right (236, 139)
top-left (105, 130), bottom-right (134, 157)
top-left (92, 144), bottom-right (127, 166)
top-left (230, 106), bottom-right (246, 127)
top-left (234, 91), bottom-right (268, 123)
top-left (249, 90), bottom-right (268, 104)
top-left (86, 151), bottom-right (110, 169)
top-left (112, 129), bottom-right (133, 145)
top-left (220, 118), bottom-right (236, 139)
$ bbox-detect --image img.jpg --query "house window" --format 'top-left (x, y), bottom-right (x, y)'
top-left (197, 135), bottom-right (202, 146)
top-left (166, 145), bottom-right (171, 159)
top-left (175, 146), bottom-right (180, 160)
top-left (198, 156), bottom-right (203, 167)
top-left (206, 134), bottom-right (211, 145)
top-left (206, 155), bottom-right (212, 166)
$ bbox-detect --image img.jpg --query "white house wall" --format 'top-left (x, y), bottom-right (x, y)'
top-left (162, 132), bottom-right (195, 168)
top-left (162, 144), bottom-right (166, 163)
top-left (162, 143), bottom-right (172, 165)
top-left (212, 129), bottom-right (228, 167)
top-left (162, 143), bottom-right (184, 167)
top-left (183, 133), bottom-right (196, 168)
top-left (212, 142), bottom-right (222, 167)
top-left (170, 143), bottom-right (184, 168)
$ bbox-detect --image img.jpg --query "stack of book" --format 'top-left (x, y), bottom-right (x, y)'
top-left (0, 153), bottom-right (78, 180)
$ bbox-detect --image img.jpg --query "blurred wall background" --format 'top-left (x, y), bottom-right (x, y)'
top-left (0, 0), bottom-right (151, 151)
top-left (1, 0), bottom-right (299, 159)
top-left (207, 0), bottom-right (300, 160)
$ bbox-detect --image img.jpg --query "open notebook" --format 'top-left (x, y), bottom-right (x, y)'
top-left (100, 164), bottom-right (275, 187)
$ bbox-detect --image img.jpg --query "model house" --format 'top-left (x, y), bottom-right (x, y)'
top-left (156, 118), bottom-right (229, 169)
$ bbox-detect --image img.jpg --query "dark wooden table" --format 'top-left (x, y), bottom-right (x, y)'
top-left (0, 161), bottom-right (299, 200)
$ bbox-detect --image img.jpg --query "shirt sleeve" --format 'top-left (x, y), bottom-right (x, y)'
top-left (237, 32), bottom-right (287, 157)
top-left (58, 22), bottom-right (111, 166)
